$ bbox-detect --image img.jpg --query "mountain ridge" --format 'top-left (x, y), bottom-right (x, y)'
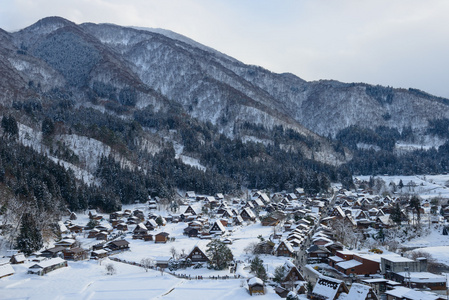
top-left (1, 17), bottom-right (449, 206)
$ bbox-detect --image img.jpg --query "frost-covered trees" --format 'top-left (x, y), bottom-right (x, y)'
top-left (15, 213), bottom-right (43, 255)
top-left (206, 239), bottom-right (233, 270)
top-left (140, 258), bottom-right (154, 272)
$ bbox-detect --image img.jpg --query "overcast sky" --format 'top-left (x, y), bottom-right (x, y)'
top-left (1, 0), bottom-right (448, 98)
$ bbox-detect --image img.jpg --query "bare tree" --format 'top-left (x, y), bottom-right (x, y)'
top-left (141, 258), bottom-right (154, 272)
top-left (106, 263), bottom-right (116, 275)
top-left (407, 251), bottom-right (439, 273)
top-left (244, 242), bottom-right (258, 255)
top-left (170, 246), bottom-right (178, 259)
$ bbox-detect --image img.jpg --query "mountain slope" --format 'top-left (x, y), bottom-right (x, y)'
top-left (1, 17), bottom-right (449, 208)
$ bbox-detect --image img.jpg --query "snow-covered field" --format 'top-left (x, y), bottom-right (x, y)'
top-left (0, 258), bottom-right (287, 300)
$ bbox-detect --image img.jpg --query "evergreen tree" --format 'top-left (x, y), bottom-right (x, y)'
top-left (273, 265), bottom-right (287, 283)
top-left (1, 115), bottom-right (18, 138)
top-left (42, 117), bottom-right (55, 138)
top-left (376, 227), bottom-right (385, 242)
top-left (250, 256), bottom-right (267, 281)
top-left (409, 195), bottom-right (421, 225)
top-left (390, 203), bottom-right (403, 225)
top-left (206, 239), bottom-right (233, 270)
top-left (398, 179), bottom-right (404, 189)
top-left (15, 213), bottom-right (43, 255)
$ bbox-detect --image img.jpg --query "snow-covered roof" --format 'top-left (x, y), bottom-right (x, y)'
top-left (354, 253), bottom-right (382, 263)
top-left (210, 220), bottom-right (226, 233)
top-left (29, 257), bottom-right (66, 269)
top-left (386, 286), bottom-right (442, 300)
top-left (381, 254), bottom-right (414, 263)
top-left (12, 253), bottom-right (26, 263)
top-left (396, 272), bottom-right (446, 283)
top-left (0, 263), bottom-right (15, 278)
top-left (58, 221), bottom-right (68, 233)
top-left (328, 256), bottom-right (344, 262)
top-left (336, 259), bottom-right (363, 270)
top-left (345, 283), bottom-right (372, 300)
top-left (247, 277), bottom-right (264, 286)
top-left (312, 276), bottom-right (344, 299)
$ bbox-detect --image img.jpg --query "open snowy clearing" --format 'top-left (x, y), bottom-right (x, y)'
top-left (0, 258), bottom-right (289, 300)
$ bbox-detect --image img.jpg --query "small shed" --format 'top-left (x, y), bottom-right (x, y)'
top-left (247, 277), bottom-right (265, 295)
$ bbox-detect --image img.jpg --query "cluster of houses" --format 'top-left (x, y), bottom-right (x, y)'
top-left (2, 185), bottom-right (449, 300)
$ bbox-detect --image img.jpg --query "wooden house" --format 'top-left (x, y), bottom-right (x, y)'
top-left (28, 257), bottom-right (68, 276)
top-left (261, 216), bottom-right (280, 226)
top-left (107, 239), bottom-right (129, 251)
top-left (306, 245), bottom-right (331, 263)
top-left (133, 223), bottom-right (148, 238)
top-left (155, 232), bottom-right (170, 243)
top-left (184, 205), bottom-right (197, 215)
top-left (10, 253), bottom-right (26, 264)
top-left (281, 264), bottom-right (305, 290)
top-left (96, 232), bottom-right (108, 241)
top-left (116, 223), bottom-right (128, 231)
top-left (185, 191), bottom-right (196, 199)
top-left (69, 212), bottom-right (77, 220)
top-left (91, 249), bottom-right (108, 259)
top-left (145, 219), bottom-right (158, 231)
top-left (88, 229), bottom-right (101, 238)
top-left (309, 276), bottom-right (349, 300)
top-left (240, 207), bottom-right (256, 221)
top-left (186, 246), bottom-right (210, 263)
top-left (183, 227), bottom-right (199, 237)
top-left (209, 221), bottom-right (226, 235)
top-left (41, 246), bottom-right (66, 258)
top-left (68, 225), bottom-right (83, 233)
top-left (273, 240), bottom-right (295, 257)
top-left (62, 247), bottom-right (88, 261)
top-left (345, 283), bottom-right (379, 300)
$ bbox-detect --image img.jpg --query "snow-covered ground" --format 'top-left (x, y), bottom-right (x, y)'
top-left (0, 201), bottom-right (295, 299)
top-left (0, 258), bottom-right (286, 300)
top-left (357, 174), bottom-right (449, 199)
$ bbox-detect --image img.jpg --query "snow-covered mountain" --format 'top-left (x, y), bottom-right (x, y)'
top-left (2, 17), bottom-right (449, 174)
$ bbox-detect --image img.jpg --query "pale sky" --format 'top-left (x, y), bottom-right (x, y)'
top-left (1, 0), bottom-right (449, 98)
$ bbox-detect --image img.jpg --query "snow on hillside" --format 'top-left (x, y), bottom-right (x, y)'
top-left (18, 124), bottom-right (101, 185)
top-left (357, 174), bottom-right (449, 199)
top-left (411, 246), bottom-right (449, 266)
top-left (60, 134), bottom-right (111, 172)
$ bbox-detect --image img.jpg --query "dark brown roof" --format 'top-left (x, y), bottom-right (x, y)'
top-left (43, 246), bottom-right (66, 253)
top-left (110, 239), bottom-right (129, 246)
top-left (156, 232), bottom-right (170, 237)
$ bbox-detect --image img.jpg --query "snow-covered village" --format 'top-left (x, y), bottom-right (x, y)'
top-left (2, 175), bottom-right (449, 300)
top-left (2, 2), bottom-right (449, 300)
